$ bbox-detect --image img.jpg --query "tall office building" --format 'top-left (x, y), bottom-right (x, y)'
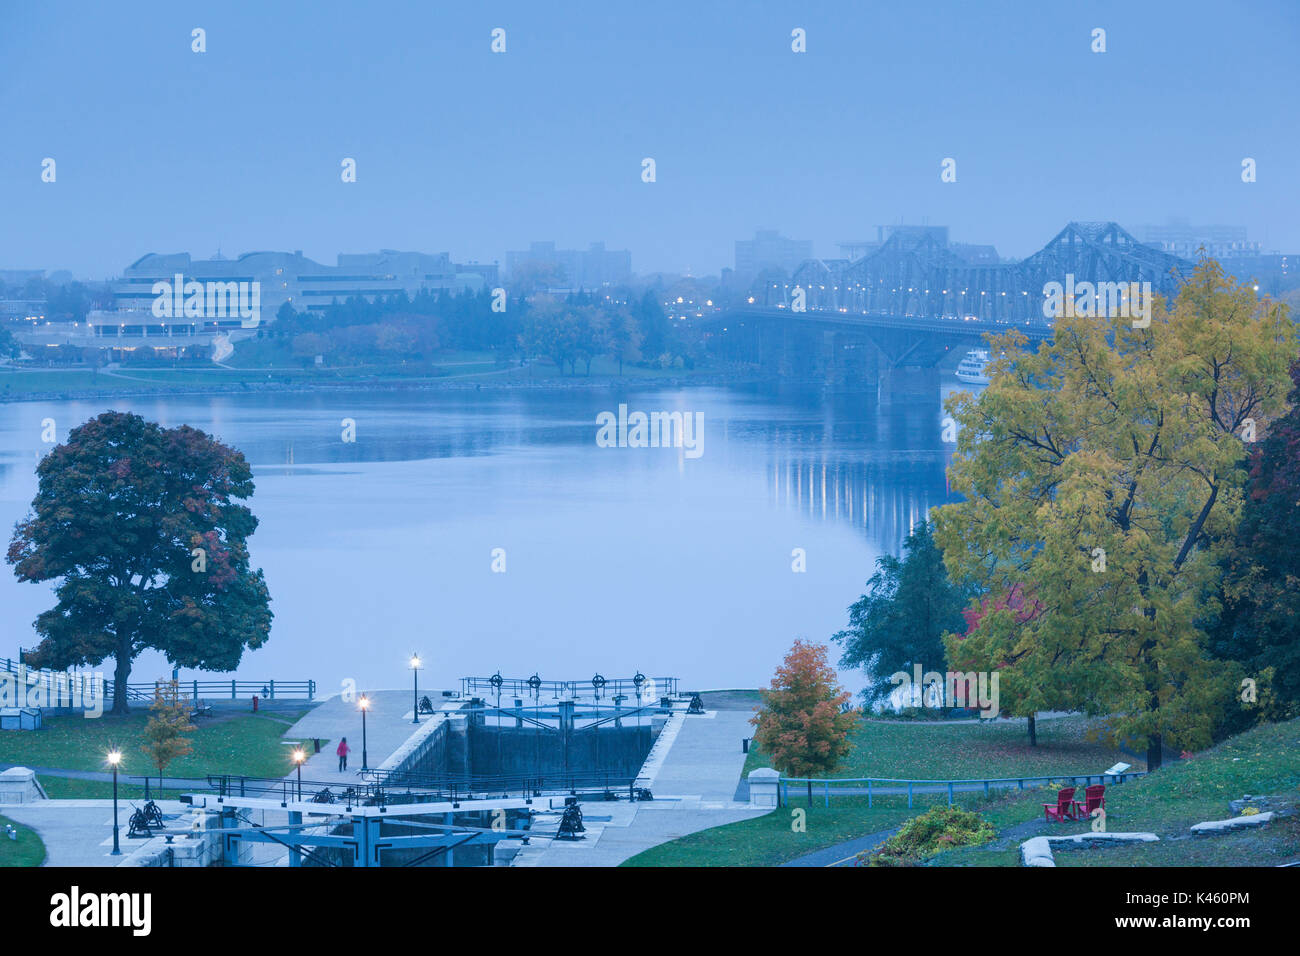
top-left (504, 241), bottom-right (632, 289)
top-left (734, 230), bottom-right (814, 278)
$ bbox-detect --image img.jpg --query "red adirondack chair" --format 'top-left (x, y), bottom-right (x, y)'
top-left (1073, 784), bottom-right (1105, 820)
top-left (1043, 786), bottom-right (1077, 822)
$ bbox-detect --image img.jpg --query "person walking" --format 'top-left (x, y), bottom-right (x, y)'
top-left (337, 737), bottom-right (351, 772)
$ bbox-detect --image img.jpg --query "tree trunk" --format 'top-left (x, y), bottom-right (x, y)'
top-left (1147, 733), bottom-right (1162, 771)
top-left (1027, 713), bottom-right (1037, 747)
top-left (112, 643), bottom-right (132, 715)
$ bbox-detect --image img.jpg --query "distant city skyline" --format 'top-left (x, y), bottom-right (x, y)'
top-left (1, 0), bottom-right (1295, 278)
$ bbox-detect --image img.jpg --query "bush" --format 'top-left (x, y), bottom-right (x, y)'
top-left (859, 805), bottom-right (994, 866)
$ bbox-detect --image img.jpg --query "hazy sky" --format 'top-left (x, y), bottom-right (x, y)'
top-left (2, 0), bottom-right (1296, 279)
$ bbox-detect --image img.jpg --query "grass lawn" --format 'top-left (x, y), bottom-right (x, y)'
top-left (629, 709), bottom-right (1139, 867)
top-left (932, 716), bottom-right (1300, 867)
top-left (0, 351), bottom-right (724, 399)
top-left (36, 777), bottom-right (184, 801)
top-left (0, 815), bottom-right (46, 866)
top-left (743, 714), bottom-right (1142, 780)
top-left (623, 799), bottom-right (917, 867)
top-left (0, 709), bottom-right (317, 782)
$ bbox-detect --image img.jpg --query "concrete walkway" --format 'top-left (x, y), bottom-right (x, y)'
top-left (2, 799), bottom-right (192, 867)
top-left (781, 828), bottom-right (898, 867)
top-left (281, 689), bottom-right (439, 786)
top-left (512, 709), bottom-right (771, 867)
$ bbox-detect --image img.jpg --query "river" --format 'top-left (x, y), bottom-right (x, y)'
top-left (0, 380), bottom-right (974, 697)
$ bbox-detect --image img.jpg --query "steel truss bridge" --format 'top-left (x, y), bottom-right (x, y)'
top-left (702, 222), bottom-right (1194, 387)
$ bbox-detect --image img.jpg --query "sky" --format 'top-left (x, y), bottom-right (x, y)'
top-left (1, 0), bottom-right (1297, 279)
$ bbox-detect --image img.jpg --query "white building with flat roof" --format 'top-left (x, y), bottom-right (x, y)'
top-left (114, 249), bottom-right (489, 320)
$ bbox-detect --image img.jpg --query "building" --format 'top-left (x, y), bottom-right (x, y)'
top-left (734, 230), bottom-right (813, 279)
top-left (504, 241), bottom-right (631, 290)
top-left (113, 249), bottom-right (490, 320)
top-left (1137, 221), bottom-right (1261, 260)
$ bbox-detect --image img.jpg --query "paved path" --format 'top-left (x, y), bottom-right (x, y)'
top-left (2, 799), bottom-right (192, 867)
top-left (281, 689), bottom-right (440, 786)
top-left (513, 709), bottom-right (770, 867)
top-left (781, 828), bottom-right (898, 867)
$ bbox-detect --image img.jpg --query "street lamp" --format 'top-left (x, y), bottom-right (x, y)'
top-left (410, 655), bottom-right (422, 724)
top-left (292, 747), bottom-right (305, 800)
top-left (107, 750), bottom-right (122, 855)
top-left (358, 695), bottom-right (370, 771)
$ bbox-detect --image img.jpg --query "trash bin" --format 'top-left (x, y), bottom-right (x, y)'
top-left (742, 738), bottom-right (750, 753)
top-left (252, 694), bottom-right (259, 712)
top-left (313, 737), bottom-right (321, 754)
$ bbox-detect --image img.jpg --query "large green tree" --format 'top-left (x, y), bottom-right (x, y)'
top-left (934, 261), bottom-right (1295, 769)
top-left (7, 411), bottom-right (273, 714)
top-left (833, 521), bottom-right (972, 706)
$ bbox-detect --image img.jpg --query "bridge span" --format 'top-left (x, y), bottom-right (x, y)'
top-left (699, 221), bottom-right (1193, 394)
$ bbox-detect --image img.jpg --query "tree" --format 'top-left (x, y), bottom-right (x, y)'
top-left (7, 411), bottom-right (273, 714)
top-left (947, 584), bottom-right (1058, 745)
top-left (0, 324), bottom-right (19, 360)
top-left (141, 680), bottom-right (196, 789)
top-left (934, 260), bottom-right (1295, 769)
top-left (1210, 358), bottom-right (1300, 719)
top-left (604, 308), bottom-right (641, 375)
top-left (751, 640), bottom-right (856, 804)
top-left (635, 291), bottom-right (672, 361)
top-left (833, 522), bottom-right (972, 707)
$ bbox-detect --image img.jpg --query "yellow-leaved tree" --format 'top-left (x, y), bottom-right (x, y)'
top-left (934, 260), bottom-right (1295, 769)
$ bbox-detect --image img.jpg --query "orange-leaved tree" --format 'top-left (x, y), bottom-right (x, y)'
top-left (751, 639), bottom-right (856, 805)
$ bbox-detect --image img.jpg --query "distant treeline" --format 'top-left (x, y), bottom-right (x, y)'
top-left (271, 288), bottom-right (695, 373)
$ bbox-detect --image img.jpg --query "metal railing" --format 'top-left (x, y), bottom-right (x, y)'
top-left (131, 769), bottom-right (643, 808)
top-left (0, 658), bottom-right (315, 702)
top-left (361, 767), bottom-right (641, 802)
top-left (777, 770), bottom-right (1148, 809)
top-left (462, 675), bottom-right (679, 701)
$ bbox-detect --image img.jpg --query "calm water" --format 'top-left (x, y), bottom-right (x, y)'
top-left (0, 382), bottom-right (972, 695)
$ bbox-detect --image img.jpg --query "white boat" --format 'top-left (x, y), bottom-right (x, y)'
top-left (955, 349), bottom-right (991, 385)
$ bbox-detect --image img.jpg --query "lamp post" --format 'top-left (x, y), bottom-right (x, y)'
top-left (410, 655), bottom-right (422, 724)
top-left (107, 750), bottom-right (122, 855)
top-left (292, 748), bottom-right (305, 800)
top-left (359, 695), bottom-right (370, 771)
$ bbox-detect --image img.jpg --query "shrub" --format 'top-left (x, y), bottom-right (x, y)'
top-left (859, 805), bottom-right (995, 866)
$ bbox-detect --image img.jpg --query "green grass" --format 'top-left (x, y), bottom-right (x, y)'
top-left (930, 716), bottom-right (1300, 867)
top-left (623, 799), bottom-right (916, 867)
top-left (35, 777), bottom-right (184, 801)
top-left (639, 713), bottom-right (1142, 867)
top-left (0, 709), bottom-right (316, 781)
top-left (0, 815), bottom-right (45, 867)
top-left (0, 351), bottom-right (723, 400)
top-left (743, 714), bottom-right (1141, 779)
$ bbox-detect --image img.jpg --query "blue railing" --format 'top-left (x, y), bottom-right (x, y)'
top-left (777, 770), bottom-right (1147, 808)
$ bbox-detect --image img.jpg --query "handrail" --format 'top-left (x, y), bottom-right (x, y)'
top-left (0, 659), bottom-right (315, 701)
top-left (774, 770), bottom-right (1147, 809)
top-left (462, 675), bottom-right (680, 701)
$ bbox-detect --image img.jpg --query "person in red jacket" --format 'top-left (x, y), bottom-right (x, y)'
top-left (337, 737), bottom-right (351, 772)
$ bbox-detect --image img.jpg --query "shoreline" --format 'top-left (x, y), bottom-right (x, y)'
top-left (0, 370), bottom-right (770, 405)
